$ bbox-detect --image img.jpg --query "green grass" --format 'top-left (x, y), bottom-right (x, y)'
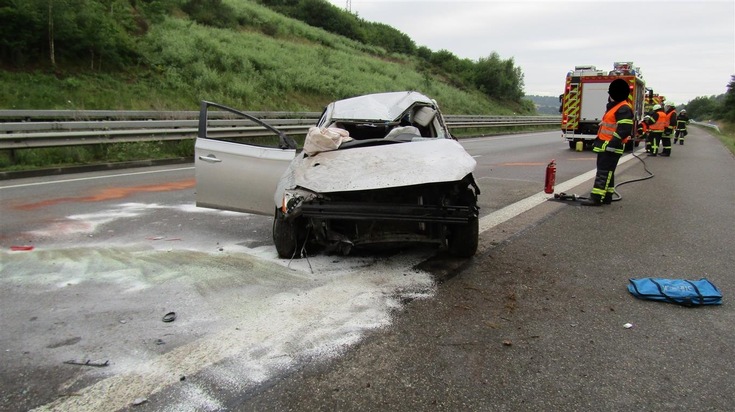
top-left (0, 71), bottom-right (193, 111)
top-left (713, 122), bottom-right (735, 156)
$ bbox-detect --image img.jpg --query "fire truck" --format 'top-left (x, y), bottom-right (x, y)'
top-left (560, 62), bottom-right (646, 150)
top-left (644, 92), bottom-right (665, 113)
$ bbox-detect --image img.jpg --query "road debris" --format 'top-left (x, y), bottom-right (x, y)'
top-left (162, 312), bottom-right (177, 322)
top-left (10, 245), bottom-right (34, 251)
top-left (146, 236), bottom-right (182, 241)
top-left (63, 359), bottom-right (109, 367)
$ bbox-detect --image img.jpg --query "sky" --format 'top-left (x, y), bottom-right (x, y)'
top-left (325, 0), bottom-right (735, 105)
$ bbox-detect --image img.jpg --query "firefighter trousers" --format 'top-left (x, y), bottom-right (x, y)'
top-left (648, 131), bottom-right (663, 155)
top-left (590, 150), bottom-right (621, 202)
top-left (675, 128), bottom-right (687, 144)
top-left (662, 131), bottom-right (673, 155)
top-left (661, 136), bottom-right (672, 155)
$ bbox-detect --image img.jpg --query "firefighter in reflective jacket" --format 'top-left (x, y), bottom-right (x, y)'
top-left (581, 79), bottom-right (634, 206)
top-left (643, 104), bottom-right (667, 156)
top-left (675, 109), bottom-right (689, 145)
top-left (661, 102), bottom-right (677, 156)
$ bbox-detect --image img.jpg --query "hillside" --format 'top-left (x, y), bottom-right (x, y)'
top-left (0, 0), bottom-right (534, 115)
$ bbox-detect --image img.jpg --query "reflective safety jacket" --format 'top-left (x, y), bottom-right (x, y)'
top-left (593, 100), bottom-right (634, 155)
top-left (646, 109), bottom-right (668, 132)
top-left (665, 109), bottom-right (677, 132)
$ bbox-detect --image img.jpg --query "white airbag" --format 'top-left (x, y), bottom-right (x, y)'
top-left (303, 127), bottom-right (353, 155)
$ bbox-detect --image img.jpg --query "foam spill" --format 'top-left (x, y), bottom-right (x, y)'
top-left (2, 203), bottom-right (436, 412)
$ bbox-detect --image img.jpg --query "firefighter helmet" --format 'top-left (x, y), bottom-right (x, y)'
top-left (652, 104), bottom-right (662, 111)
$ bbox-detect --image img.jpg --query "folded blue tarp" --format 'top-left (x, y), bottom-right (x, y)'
top-left (628, 278), bottom-right (722, 306)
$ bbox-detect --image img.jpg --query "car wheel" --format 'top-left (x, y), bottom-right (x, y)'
top-left (447, 188), bottom-right (479, 257)
top-left (272, 208), bottom-right (305, 259)
top-left (447, 215), bottom-right (479, 257)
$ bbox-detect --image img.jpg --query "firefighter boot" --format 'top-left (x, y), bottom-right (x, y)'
top-left (603, 193), bottom-right (613, 205)
top-left (580, 195), bottom-right (603, 207)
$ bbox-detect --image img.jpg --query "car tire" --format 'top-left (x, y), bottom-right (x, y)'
top-left (447, 215), bottom-right (479, 257)
top-left (447, 188), bottom-right (479, 257)
top-left (272, 208), bottom-right (305, 259)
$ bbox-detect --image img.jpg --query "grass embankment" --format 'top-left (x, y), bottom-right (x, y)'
top-left (1, 1), bottom-right (536, 172)
top-left (713, 123), bottom-right (735, 156)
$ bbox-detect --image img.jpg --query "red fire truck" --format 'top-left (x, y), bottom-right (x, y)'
top-left (560, 62), bottom-right (646, 151)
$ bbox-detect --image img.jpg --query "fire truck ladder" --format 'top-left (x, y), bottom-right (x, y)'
top-left (563, 81), bottom-right (581, 136)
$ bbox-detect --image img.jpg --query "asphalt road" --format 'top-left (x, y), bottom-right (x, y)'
top-left (1, 127), bottom-right (733, 411)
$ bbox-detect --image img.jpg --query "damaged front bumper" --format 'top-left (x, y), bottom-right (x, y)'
top-left (299, 201), bottom-right (476, 224)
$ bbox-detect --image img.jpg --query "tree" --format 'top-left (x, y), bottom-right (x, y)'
top-left (290, 0), bottom-right (365, 43)
top-left (685, 95), bottom-right (720, 121)
top-left (362, 21), bottom-right (415, 55)
top-left (0, 0), bottom-right (157, 68)
top-left (0, 0), bottom-right (46, 65)
top-left (473, 52), bottom-right (525, 102)
top-left (719, 75), bottom-right (735, 122)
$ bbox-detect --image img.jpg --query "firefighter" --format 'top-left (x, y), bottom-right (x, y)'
top-left (581, 79), bottom-right (634, 206)
top-left (661, 102), bottom-right (677, 156)
top-left (675, 109), bottom-right (689, 145)
top-left (644, 104), bottom-right (667, 156)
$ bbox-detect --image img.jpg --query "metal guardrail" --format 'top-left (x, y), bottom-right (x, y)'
top-left (0, 110), bottom-right (560, 150)
top-left (691, 120), bottom-right (720, 133)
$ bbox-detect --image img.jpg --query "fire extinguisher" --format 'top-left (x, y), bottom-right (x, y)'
top-left (544, 159), bottom-right (556, 194)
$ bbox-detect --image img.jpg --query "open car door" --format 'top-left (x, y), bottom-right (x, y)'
top-left (195, 101), bottom-right (297, 216)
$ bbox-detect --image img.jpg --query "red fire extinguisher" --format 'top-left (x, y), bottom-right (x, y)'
top-left (544, 159), bottom-right (556, 194)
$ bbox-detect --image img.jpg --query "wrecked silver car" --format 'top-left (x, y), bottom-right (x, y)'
top-left (195, 91), bottom-right (480, 258)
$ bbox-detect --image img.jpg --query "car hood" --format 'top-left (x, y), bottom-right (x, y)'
top-left (278, 139), bottom-right (475, 196)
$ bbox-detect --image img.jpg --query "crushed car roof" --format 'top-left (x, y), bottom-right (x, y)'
top-left (328, 91), bottom-right (436, 122)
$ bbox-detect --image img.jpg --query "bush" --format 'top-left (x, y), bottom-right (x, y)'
top-left (182, 0), bottom-right (238, 29)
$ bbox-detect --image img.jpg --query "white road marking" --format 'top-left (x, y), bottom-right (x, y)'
top-left (479, 151), bottom-right (642, 232)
